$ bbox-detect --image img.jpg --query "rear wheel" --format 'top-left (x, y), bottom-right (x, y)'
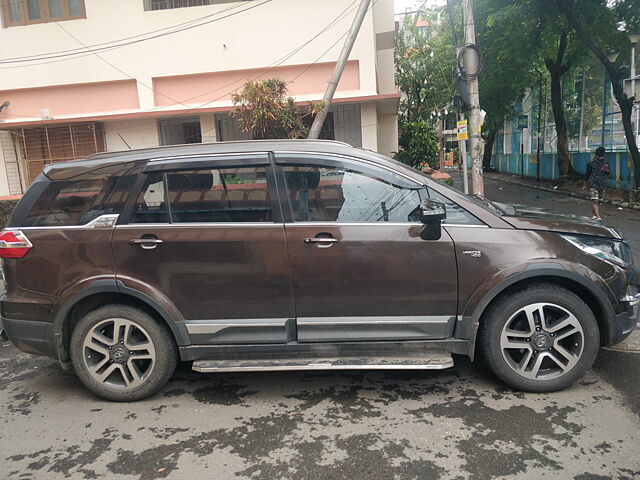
top-left (70, 304), bottom-right (177, 401)
top-left (480, 284), bottom-right (600, 392)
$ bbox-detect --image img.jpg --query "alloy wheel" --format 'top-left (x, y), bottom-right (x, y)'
top-left (500, 303), bottom-right (584, 380)
top-left (82, 318), bottom-right (156, 390)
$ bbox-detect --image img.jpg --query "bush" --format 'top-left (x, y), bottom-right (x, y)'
top-left (0, 200), bottom-right (17, 229)
top-left (394, 119), bottom-right (439, 169)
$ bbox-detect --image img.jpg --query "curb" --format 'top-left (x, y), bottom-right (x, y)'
top-left (485, 174), bottom-right (640, 211)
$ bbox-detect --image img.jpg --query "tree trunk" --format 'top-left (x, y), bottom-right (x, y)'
top-left (545, 33), bottom-right (574, 179)
top-left (482, 126), bottom-right (498, 170)
top-left (556, 1), bottom-right (640, 192)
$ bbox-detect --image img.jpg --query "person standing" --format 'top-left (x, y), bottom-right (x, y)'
top-left (583, 146), bottom-right (610, 221)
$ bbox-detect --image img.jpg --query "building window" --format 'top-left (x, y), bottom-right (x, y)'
top-left (159, 117), bottom-right (202, 145)
top-left (16, 122), bottom-right (105, 183)
top-left (144, 0), bottom-right (249, 11)
top-left (2, 0), bottom-right (85, 27)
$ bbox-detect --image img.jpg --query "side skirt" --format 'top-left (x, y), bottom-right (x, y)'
top-left (179, 339), bottom-right (469, 362)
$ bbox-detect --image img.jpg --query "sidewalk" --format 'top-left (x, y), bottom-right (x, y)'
top-left (483, 172), bottom-right (640, 211)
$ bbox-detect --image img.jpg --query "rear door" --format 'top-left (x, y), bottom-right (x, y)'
top-left (275, 153), bottom-right (459, 342)
top-left (112, 154), bottom-right (295, 344)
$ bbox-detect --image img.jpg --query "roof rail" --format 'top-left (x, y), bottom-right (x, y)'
top-left (87, 138), bottom-right (354, 160)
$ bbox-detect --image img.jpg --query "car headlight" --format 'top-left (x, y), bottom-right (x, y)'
top-left (560, 234), bottom-right (632, 268)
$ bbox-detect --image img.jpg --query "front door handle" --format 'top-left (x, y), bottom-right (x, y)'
top-left (129, 238), bottom-right (163, 250)
top-left (304, 236), bottom-right (339, 248)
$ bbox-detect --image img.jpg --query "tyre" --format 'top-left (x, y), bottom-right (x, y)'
top-left (479, 284), bottom-right (600, 392)
top-left (70, 304), bottom-right (177, 401)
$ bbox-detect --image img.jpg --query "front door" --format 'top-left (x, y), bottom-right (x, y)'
top-left (112, 155), bottom-right (295, 344)
top-left (275, 154), bottom-right (458, 342)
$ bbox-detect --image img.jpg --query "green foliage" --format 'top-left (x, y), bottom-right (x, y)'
top-left (394, 10), bottom-right (457, 124)
top-left (394, 119), bottom-right (439, 169)
top-left (231, 79), bottom-right (323, 140)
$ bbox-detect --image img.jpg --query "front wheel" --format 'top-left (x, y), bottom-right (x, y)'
top-left (70, 304), bottom-right (177, 401)
top-left (480, 285), bottom-right (600, 392)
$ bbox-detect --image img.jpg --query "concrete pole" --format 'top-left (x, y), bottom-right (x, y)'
top-left (631, 41), bottom-right (639, 149)
top-left (308, 0), bottom-right (372, 139)
top-left (437, 116), bottom-right (445, 170)
top-left (462, 0), bottom-right (484, 196)
top-left (459, 112), bottom-right (469, 194)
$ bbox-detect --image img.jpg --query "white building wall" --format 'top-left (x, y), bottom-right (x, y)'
top-left (360, 103), bottom-right (378, 151)
top-left (103, 120), bottom-right (160, 151)
top-left (0, 0), bottom-right (386, 98)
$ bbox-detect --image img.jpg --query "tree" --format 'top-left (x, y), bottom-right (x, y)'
top-left (394, 9), bottom-right (457, 168)
top-left (394, 119), bottom-right (439, 169)
top-left (475, 0), bottom-right (541, 169)
top-left (231, 79), bottom-right (322, 140)
top-left (554, 0), bottom-right (640, 190)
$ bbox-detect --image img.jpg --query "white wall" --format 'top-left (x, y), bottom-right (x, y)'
top-left (0, 0), bottom-right (393, 101)
top-left (103, 119), bottom-right (159, 151)
top-left (360, 102), bottom-right (378, 151)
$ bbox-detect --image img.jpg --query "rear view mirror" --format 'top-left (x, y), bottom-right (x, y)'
top-left (420, 199), bottom-right (446, 225)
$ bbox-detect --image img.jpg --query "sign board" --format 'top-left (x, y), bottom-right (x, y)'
top-left (518, 115), bottom-right (528, 130)
top-left (456, 120), bottom-right (468, 140)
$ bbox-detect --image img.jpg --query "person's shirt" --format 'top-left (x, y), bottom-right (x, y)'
top-left (586, 158), bottom-right (609, 191)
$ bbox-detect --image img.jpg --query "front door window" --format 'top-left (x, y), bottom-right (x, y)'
top-left (283, 166), bottom-right (421, 223)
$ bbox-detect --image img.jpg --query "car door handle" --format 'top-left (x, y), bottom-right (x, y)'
top-left (304, 236), bottom-right (339, 248)
top-left (129, 238), bottom-right (163, 250)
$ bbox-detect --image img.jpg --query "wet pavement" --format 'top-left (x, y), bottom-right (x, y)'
top-left (1, 174), bottom-right (639, 480)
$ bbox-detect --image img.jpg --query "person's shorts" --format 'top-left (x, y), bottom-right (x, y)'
top-left (590, 188), bottom-right (604, 202)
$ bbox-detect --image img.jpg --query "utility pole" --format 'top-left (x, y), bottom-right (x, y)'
top-left (308, 0), bottom-right (371, 139)
top-left (462, 0), bottom-right (483, 196)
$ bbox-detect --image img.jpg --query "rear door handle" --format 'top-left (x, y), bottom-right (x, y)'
top-left (129, 238), bottom-right (163, 250)
top-left (304, 236), bottom-right (339, 248)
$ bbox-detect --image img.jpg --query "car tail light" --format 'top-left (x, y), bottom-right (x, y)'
top-left (0, 230), bottom-right (32, 259)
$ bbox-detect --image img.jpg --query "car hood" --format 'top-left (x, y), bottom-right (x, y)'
top-left (497, 203), bottom-right (622, 239)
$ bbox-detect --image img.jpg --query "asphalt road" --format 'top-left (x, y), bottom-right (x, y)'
top-left (1, 175), bottom-right (639, 480)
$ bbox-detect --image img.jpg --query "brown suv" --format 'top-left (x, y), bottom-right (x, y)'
top-left (1, 140), bottom-right (637, 401)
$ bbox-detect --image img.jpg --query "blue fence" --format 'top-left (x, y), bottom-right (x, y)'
top-left (487, 151), bottom-right (632, 190)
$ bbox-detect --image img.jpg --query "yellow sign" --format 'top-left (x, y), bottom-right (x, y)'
top-left (456, 120), bottom-right (468, 140)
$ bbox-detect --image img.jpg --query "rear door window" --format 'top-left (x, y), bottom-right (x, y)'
top-left (22, 162), bottom-right (142, 227)
top-left (166, 167), bottom-right (272, 223)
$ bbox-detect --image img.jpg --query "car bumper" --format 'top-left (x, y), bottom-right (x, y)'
top-left (1, 315), bottom-right (56, 358)
top-left (611, 291), bottom-right (639, 345)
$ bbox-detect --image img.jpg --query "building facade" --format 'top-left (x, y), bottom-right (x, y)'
top-left (0, 0), bottom-right (399, 195)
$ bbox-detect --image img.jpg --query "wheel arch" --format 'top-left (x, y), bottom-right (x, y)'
top-left (465, 267), bottom-right (616, 360)
top-left (52, 281), bottom-right (189, 366)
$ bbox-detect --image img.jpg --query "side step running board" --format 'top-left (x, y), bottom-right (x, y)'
top-left (192, 350), bottom-right (454, 373)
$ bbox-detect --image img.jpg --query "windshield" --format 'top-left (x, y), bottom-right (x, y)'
top-left (416, 169), bottom-right (507, 217)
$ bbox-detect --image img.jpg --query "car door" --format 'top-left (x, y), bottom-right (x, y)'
top-left (111, 154), bottom-right (295, 345)
top-left (274, 153), bottom-right (458, 342)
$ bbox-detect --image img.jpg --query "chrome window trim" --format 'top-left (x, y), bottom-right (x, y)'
top-left (20, 220), bottom-right (489, 230)
top-left (116, 222), bottom-right (282, 228)
top-left (17, 214), bottom-right (120, 231)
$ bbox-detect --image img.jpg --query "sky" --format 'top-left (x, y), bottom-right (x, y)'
top-left (394, 0), bottom-right (447, 14)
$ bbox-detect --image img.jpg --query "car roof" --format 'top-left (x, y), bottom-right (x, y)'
top-left (42, 139), bottom-right (425, 183)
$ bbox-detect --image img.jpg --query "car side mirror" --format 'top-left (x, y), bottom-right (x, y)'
top-left (419, 199), bottom-right (446, 241)
top-left (420, 199), bottom-right (446, 225)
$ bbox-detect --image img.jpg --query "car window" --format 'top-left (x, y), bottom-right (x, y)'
top-left (283, 165), bottom-right (421, 223)
top-left (22, 162), bottom-right (141, 227)
top-left (167, 167), bottom-right (272, 223)
top-left (428, 188), bottom-right (484, 225)
top-left (131, 172), bottom-right (168, 224)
